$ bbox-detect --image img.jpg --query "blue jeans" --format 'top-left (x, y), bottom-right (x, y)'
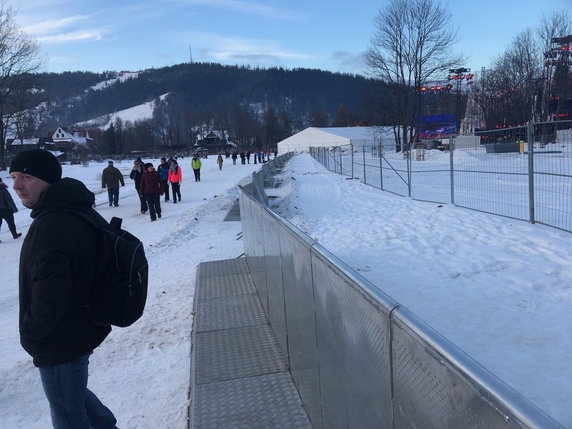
top-left (107, 187), bottom-right (119, 206)
top-left (39, 353), bottom-right (118, 429)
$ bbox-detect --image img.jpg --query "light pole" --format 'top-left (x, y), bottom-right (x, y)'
top-left (448, 68), bottom-right (473, 134)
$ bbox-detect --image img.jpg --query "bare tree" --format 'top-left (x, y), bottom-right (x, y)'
top-left (476, 10), bottom-right (570, 127)
top-left (479, 29), bottom-right (541, 127)
top-left (366, 0), bottom-right (463, 151)
top-left (0, 0), bottom-right (43, 169)
top-left (537, 11), bottom-right (571, 121)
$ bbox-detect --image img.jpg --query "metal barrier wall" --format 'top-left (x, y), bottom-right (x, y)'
top-left (239, 177), bottom-right (564, 429)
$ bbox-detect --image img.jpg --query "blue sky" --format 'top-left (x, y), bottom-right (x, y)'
top-left (8, 0), bottom-right (572, 76)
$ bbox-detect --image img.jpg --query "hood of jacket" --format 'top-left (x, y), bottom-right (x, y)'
top-left (30, 177), bottom-right (95, 218)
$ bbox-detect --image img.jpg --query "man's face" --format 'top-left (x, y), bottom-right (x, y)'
top-left (10, 172), bottom-right (50, 208)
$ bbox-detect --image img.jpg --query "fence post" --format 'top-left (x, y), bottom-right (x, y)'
top-left (528, 123), bottom-right (535, 224)
top-left (333, 146), bottom-right (337, 174)
top-left (379, 144), bottom-right (383, 190)
top-left (450, 135), bottom-right (455, 205)
top-left (339, 146), bottom-right (343, 175)
top-left (363, 145), bottom-right (366, 184)
top-left (351, 144), bottom-right (354, 179)
top-left (407, 141), bottom-right (412, 198)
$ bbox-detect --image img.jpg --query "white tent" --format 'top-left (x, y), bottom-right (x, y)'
top-left (277, 126), bottom-right (395, 154)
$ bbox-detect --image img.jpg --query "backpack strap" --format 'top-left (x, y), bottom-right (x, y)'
top-left (110, 217), bottom-right (122, 231)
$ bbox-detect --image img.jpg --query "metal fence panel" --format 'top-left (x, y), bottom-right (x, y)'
top-left (279, 224), bottom-right (322, 428)
top-left (391, 307), bottom-right (562, 429)
top-left (310, 120), bottom-right (572, 233)
top-left (533, 122), bottom-right (572, 231)
top-left (311, 246), bottom-right (394, 429)
top-left (246, 198), bottom-right (269, 314)
top-left (262, 208), bottom-right (288, 356)
top-left (410, 149), bottom-right (451, 204)
top-left (461, 127), bottom-right (530, 221)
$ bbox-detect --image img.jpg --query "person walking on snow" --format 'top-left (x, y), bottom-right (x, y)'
top-left (168, 159), bottom-right (183, 203)
top-left (9, 149), bottom-right (118, 429)
top-left (101, 160), bottom-right (124, 207)
top-left (191, 155), bottom-right (202, 182)
top-left (217, 154), bottom-right (223, 171)
top-left (139, 163), bottom-right (163, 221)
top-left (157, 157), bottom-right (170, 202)
top-left (129, 158), bottom-right (148, 214)
top-left (0, 177), bottom-right (22, 242)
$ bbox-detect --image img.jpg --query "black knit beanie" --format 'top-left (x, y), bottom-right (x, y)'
top-left (9, 149), bottom-right (62, 183)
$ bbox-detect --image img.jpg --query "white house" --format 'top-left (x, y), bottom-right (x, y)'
top-left (277, 126), bottom-right (396, 154)
top-left (50, 126), bottom-right (93, 149)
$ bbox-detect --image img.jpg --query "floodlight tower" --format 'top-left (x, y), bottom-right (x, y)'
top-left (543, 35), bottom-right (571, 120)
top-left (448, 68), bottom-right (474, 134)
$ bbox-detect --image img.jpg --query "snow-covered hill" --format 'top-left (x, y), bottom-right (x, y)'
top-left (76, 93), bottom-right (169, 129)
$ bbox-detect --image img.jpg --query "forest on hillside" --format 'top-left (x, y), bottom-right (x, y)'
top-left (19, 63), bottom-right (393, 155)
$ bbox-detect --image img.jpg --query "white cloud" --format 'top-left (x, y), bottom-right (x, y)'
top-left (23, 15), bottom-right (89, 36)
top-left (192, 32), bottom-right (311, 64)
top-left (36, 29), bottom-right (106, 43)
top-left (162, 0), bottom-right (305, 19)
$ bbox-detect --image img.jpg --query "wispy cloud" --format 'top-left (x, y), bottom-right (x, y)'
top-left (23, 15), bottom-right (90, 36)
top-left (36, 29), bottom-right (107, 43)
top-left (331, 50), bottom-right (366, 73)
top-left (192, 32), bottom-right (311, 65)
top-left (18, 11), bottom-right (110, 44)
top-left (162, 0), bottom-right (305, 19)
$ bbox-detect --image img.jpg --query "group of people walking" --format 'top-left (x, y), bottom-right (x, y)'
top-left (100, 156), bottom-right (184, 222)
top-left (126, 157), bottom-right (183, 222)
top-left (229, 150), bottom-right (274, 165)
top-left (99, 153), bottom-right (231, 223)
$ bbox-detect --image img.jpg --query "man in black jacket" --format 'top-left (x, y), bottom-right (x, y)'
top-left (10, 149), bottom-right (118, 429)
top-left (101, 160), bottom-right (125, 207)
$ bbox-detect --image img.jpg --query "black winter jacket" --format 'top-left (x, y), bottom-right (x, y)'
top-left (101, 165), bottom-right (125, 189)
top-left (129, 166), bottom-right (144, 191)
top-left (0, 183), bottom-right (18, 212)
top-left (19, 178), bottom-right (111, 367)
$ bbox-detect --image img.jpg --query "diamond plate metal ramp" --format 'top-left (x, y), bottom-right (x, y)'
top-left (190, 258), bottom-right (312, 429)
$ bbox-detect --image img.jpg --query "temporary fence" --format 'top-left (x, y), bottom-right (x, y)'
top-left (310, 120), bottom-right (572, 233)
top-left (238, 172), bottom-right (564, 428)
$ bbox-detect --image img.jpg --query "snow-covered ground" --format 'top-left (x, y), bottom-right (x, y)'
top-left (1, 152), bottom-right (571, 428)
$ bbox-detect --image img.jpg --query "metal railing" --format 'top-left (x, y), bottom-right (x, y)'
top-left (310, 120), bottom-right (572, 233)
top-left (238, 170), bottom-right (564, 428)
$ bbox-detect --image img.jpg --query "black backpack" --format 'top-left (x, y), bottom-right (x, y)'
top-left (80, 209), bottom-right (149, 327)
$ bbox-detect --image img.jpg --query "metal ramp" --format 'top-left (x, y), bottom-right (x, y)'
top-left (189, 258), bottom-right (312, 429)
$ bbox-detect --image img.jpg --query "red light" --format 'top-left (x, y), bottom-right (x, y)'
top-left (436, 85), bottom-right (442, 90)
top-left (421, 86), bottom-right (427, 92)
